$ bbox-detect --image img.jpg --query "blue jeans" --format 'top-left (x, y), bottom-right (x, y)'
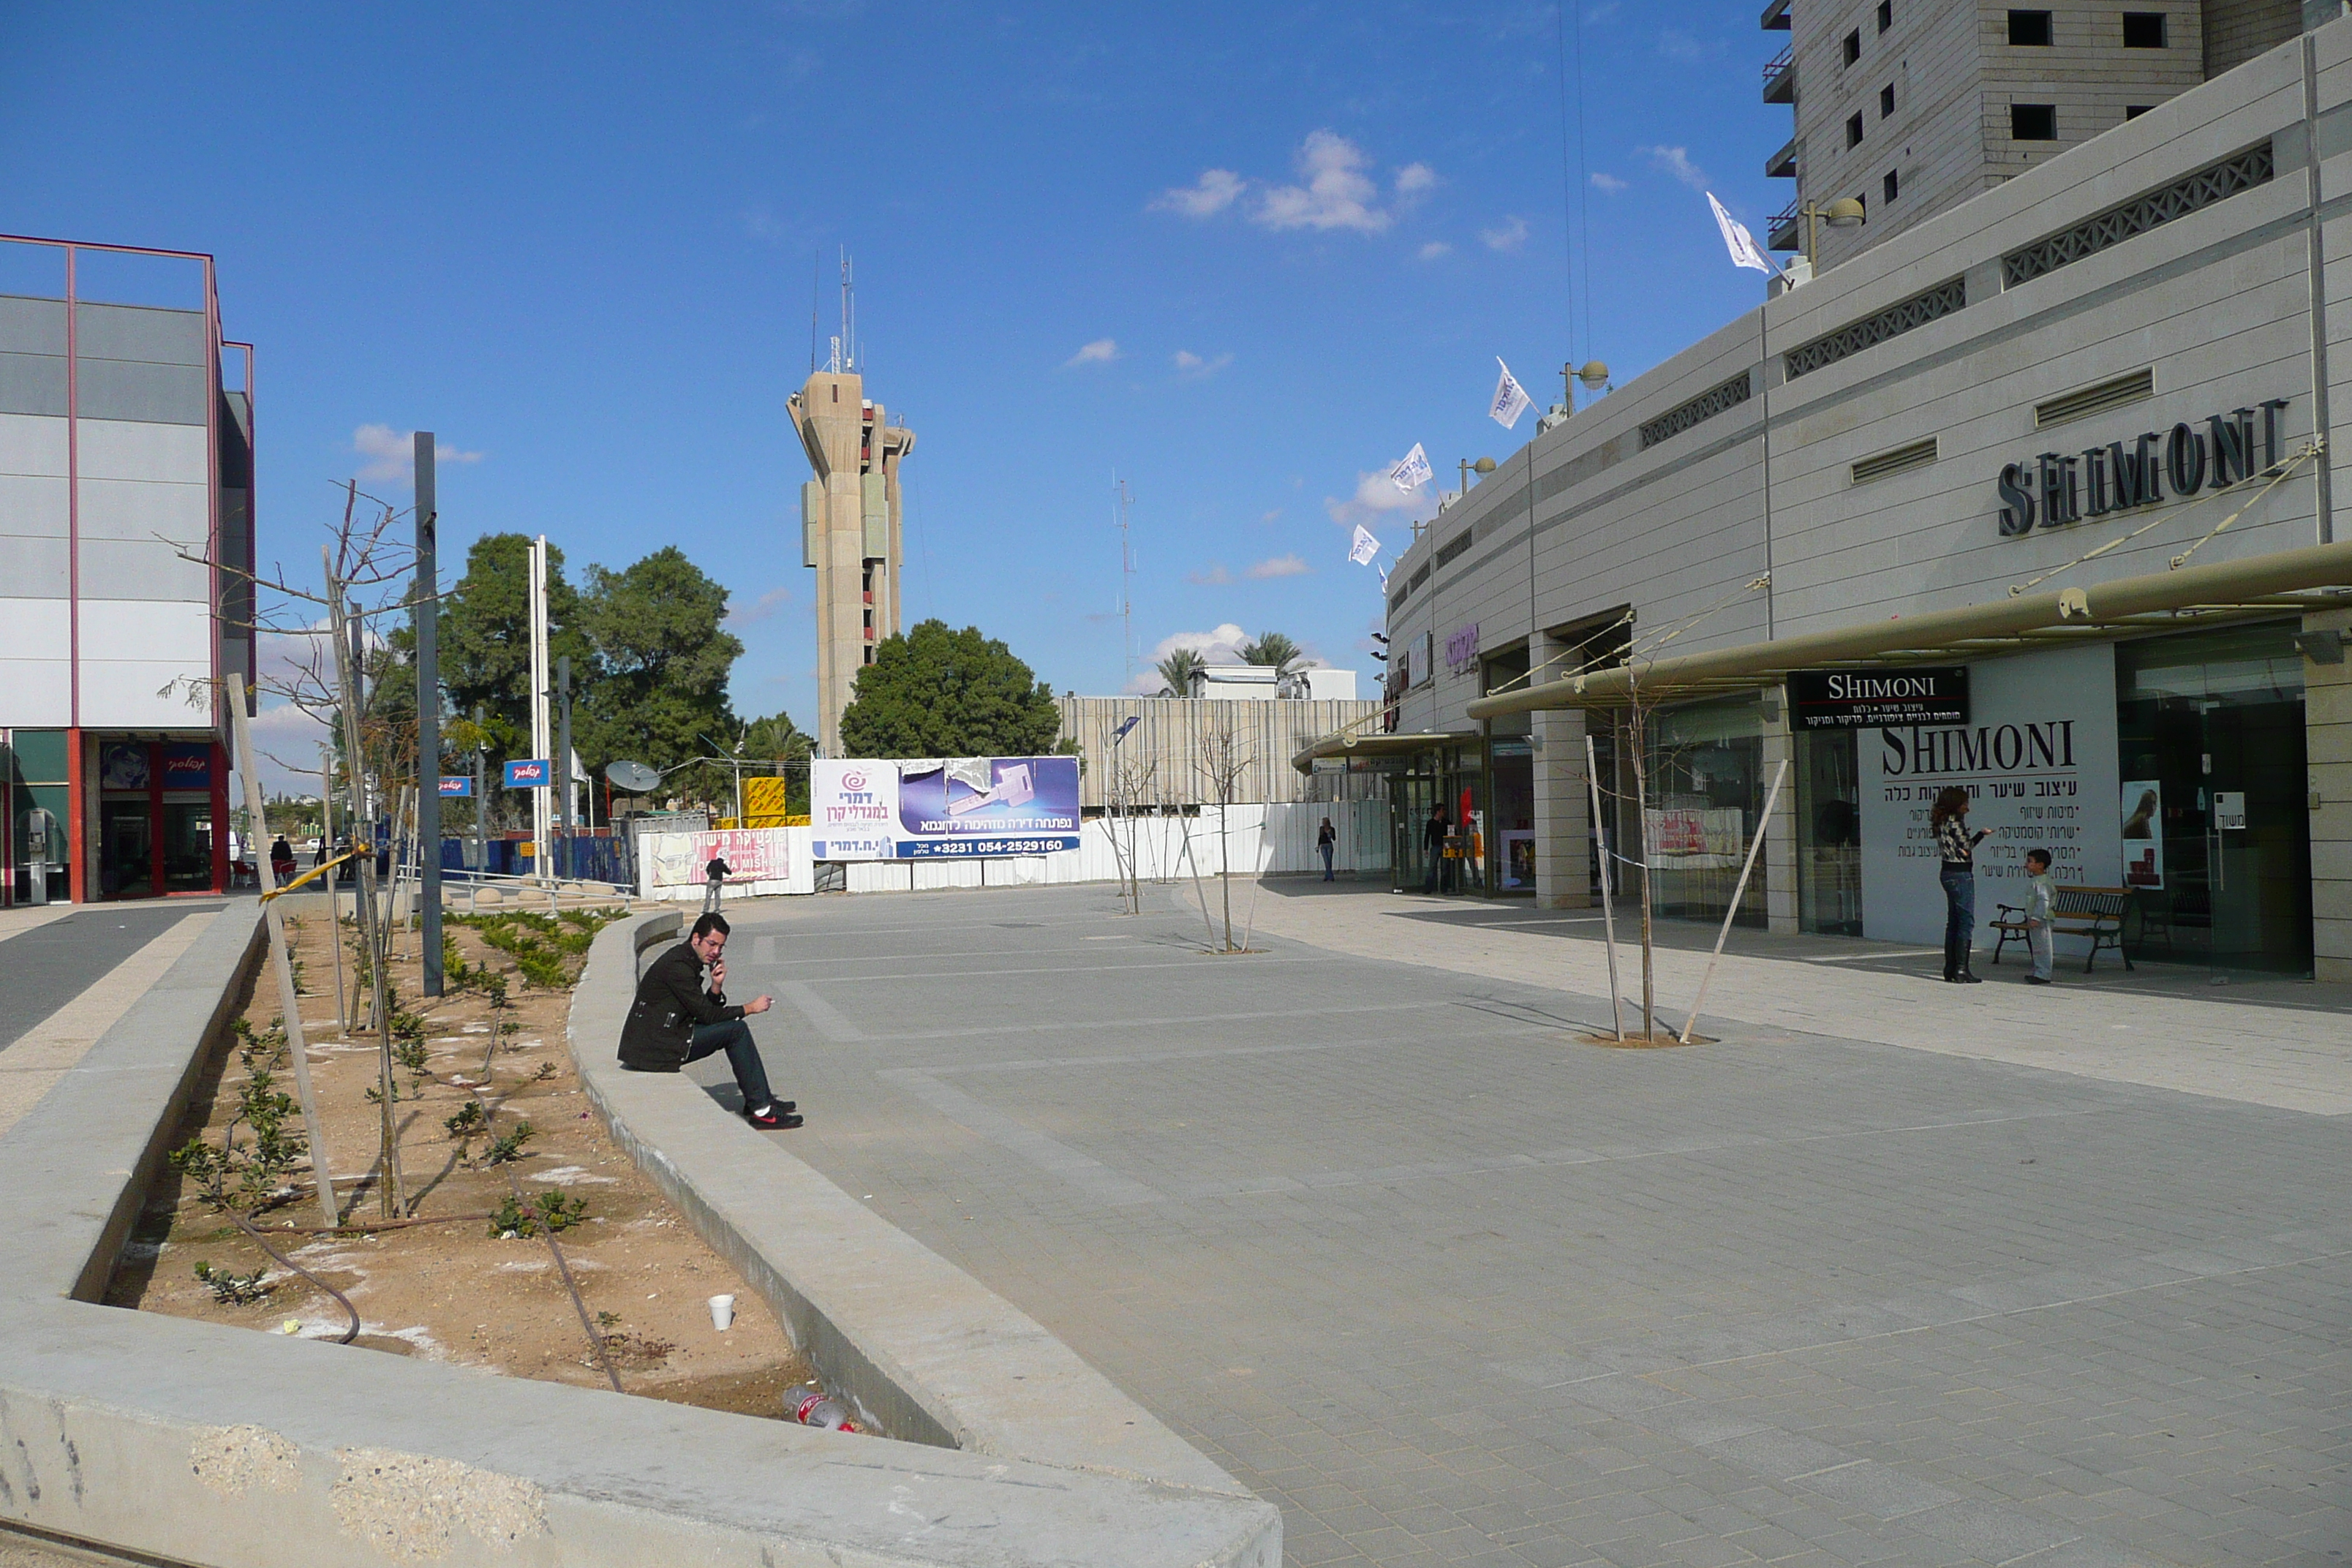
top-left (685, 1019), bottom-right (776, 1112)
top-left (1319, 843), bottom-right (1335, 880)
top-left (1940, 866), bottom-right (1975, 978)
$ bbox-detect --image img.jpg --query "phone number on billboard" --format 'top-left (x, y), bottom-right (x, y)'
top-left (897, 837), bottom-right (1082, 859)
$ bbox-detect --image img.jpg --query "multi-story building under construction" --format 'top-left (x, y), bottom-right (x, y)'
top-left (787, 369), bottom-right (914, 755)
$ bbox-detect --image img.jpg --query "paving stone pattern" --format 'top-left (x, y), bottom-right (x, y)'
top-left (700, 886), bottom-right (2352, 1568)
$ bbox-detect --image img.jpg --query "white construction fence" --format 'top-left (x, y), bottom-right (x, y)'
top-left (638, 799), bottom-right (1390, 902)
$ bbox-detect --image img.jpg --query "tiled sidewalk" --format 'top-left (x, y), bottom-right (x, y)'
top-left (700, 883), bottom-right (2351, 1567)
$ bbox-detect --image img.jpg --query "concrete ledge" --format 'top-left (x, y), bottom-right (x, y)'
top-left (571, 913), bottom-right (1270, 1502)
top-left (0, 898), bottom-right (1280, 1567)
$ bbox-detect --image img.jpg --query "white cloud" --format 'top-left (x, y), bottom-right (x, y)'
top-left (1417, 241), bottom-right (1453, 260)
top-left (1255, 130), bottom-right (1394, 234)
top-left (1187, 563), bottom-right (1232, 585)
top-left (1173, 349), bottom-right (1234, 379)
top-left (1480, 215), bottom-right (1530, 252)
top-left (1640, 145), bottom-right (1709, 190)
top-left (1324, 469), bottom-right (1441, 528)
top-left (1247, 554), bottom-right (1311, 579)
top-left (1591, 171), bottom-right (1628, 195)
top-left (1148, 623), bottom-right (1249, 663)
top-left (1063, 338), bottom-right (1120, 368)
top-left (1394, 162), bottom-right (1437, 197)
top-left (352, 423), bottom-right (485, 483)
top-left (1656, 28), bottom-right (1722, 61)
top-left (726, 585), bottom-right (792, 626)
top-left (1150, 167), bottom-right (1245, 218)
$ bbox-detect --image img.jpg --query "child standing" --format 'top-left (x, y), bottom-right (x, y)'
top-left (2021, 848), bottom-right (2057, 985)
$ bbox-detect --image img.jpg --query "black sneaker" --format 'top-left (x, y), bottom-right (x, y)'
top-left (1956, 971), bottom-right (1983, 984)
top-left (747, 1104), bottom-right (804, 1129)
top-left (2023, 976), bottom-right (2051, 986)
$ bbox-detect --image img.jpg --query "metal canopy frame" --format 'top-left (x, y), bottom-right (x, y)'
top-left (1461, 540), bottom-right (2352, 720)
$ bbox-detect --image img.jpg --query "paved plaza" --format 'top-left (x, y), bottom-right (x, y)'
top-left (699, 880), bottom-right (2352, 1568)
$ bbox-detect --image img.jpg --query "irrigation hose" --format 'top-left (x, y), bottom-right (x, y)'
top-left (504, 1158), bottom-right (624, 1394)
top-left (230, 1209), bottom-right (361, 1345)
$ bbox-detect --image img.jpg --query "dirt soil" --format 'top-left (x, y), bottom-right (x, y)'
top-left (108, 898), bottom-right (815, 1420)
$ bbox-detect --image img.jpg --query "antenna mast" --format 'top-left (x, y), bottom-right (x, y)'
top-left (1115, 475), bottom-right (1136, 690)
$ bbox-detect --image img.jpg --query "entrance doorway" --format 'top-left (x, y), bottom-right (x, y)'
top-left (2116, 625), bottom-right (2312, 977)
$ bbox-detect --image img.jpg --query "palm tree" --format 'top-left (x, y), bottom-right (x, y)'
top-left (1156, 647), bottom-right (1207, 697)
top-left (1239, 631), bottom-right (1304, 678)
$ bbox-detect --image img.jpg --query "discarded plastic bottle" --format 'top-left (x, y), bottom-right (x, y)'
top-left (784, 1382), bottom-right (857, 1432)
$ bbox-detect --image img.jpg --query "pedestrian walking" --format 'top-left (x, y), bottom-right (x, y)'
top-left (1317, 817), bottom-right (1337, 881)
top-left (704, 852), bottom-right (731, 913)
top-left (1931, 786), bottom-right (1991, 983)
top-left (269, 834), bottom-right (296, 885)
top-left (1423, 804), bottom-right (1449, 894)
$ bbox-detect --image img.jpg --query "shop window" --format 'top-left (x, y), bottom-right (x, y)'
top-left (1847, 111), bottom-right (1865, 148)
top-left (1843, 28), bottom-right (1861, 64)
top-left (2122, 11), bottom-right (2165, 47)
top-left (1632, 696), bottom-right (1767, 930)
top-left (2008, 10), bottom-right (2052, 45)
top-left (2011, 102), bottom-right (2057, 140)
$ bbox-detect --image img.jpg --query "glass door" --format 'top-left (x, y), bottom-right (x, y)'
top-left (2202, 699), bottom-right (2312, 978)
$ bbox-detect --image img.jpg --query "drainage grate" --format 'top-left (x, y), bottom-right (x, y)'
top-left (2035, 368), bottom-right (2155, 430)
top-left (2002, 143), bottom-right (2272, 287)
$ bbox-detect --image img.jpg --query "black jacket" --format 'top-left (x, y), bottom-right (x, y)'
top-left (618, 941), bottom-right (745, 1071)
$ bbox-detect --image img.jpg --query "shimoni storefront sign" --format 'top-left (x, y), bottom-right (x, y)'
top-left (1788, 667), bottom-right (1967, 729)
top-left (1994, 396), bottom-right (2291, 537)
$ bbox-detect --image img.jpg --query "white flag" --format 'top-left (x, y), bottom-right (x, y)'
top-left (1489, 358), bottom-right (1533, 429)
top-left (1349, 524), bottom-right (1381, 565)
top-left (1706, 192), bottom-right (1774, 274)
top-left (1388, 442), bottom-right (1432, 491)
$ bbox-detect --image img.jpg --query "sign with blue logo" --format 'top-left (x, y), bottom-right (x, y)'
top-left (439, 776), bottom-right (473, 797)
top-left (503, 758), bottom-right (550, 788)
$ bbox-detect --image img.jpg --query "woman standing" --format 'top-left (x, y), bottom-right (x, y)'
top-left (1931, 786), bottom-right (1991, 983)
top-left (1316, 817), bottom-right (1337, 882)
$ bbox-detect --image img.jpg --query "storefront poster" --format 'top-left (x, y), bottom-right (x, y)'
top-left (1858, 644), bottom-right (2122, 946)
top-left (2120, 780), bottom-right (2163, 889)
top-left (161, 742), bottom-right (212, 791)
top-left (100, 743), bottom-right (148, 791)
top-left (1645, 807), bottom-right (1746, 870)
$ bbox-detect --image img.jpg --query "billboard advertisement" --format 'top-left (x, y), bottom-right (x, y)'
top-left (811, 757), bottom-right (1081, 860)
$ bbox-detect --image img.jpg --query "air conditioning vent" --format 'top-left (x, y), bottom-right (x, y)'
top-left (1850, 437), bottom-right (1939, 485)
top-left (1433, 530), bottom-right (1474, 568)
top-left (2035, 369), bottom-right (2155, 430)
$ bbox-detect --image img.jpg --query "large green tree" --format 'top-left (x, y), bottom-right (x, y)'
top-left (840, 619), bottom-right (1061, 758)
top-left (732, 709), bottom-right (813, 814)
top-left (576, 546), bottom-right (743, 790)
top-left (437, 533), bottom-right (592, 760)
top-left (1239, 630), bottom-right (1304, 677)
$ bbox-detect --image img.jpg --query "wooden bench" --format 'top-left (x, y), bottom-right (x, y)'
top-left (1989, 884), bottom-right (2134, 973)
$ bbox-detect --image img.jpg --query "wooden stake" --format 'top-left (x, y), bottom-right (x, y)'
top-left (226, 674), bottom-right (339, 1229)
top-left (1678, 758), bottom-right (1790, 1045)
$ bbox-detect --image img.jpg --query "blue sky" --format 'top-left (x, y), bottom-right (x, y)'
top-left (4, 3), bottom-right (1788, 782)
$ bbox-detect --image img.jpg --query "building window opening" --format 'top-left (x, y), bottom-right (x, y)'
top-left (1880, 82), bottom-right (1896, 116)
top-left (2011, 102), bottom-right (2057, 140)
top-left (2008, 10), bottom-right (2053, 45)
top-left (1877, 0), bottom-right (1891, 31)
top-left (1883, 167), bottom-right (1900, 203)
top-left (1845, 111), bottom-right (1864, 147)
top-left (1843, 27), bottom-right (1861, 64)
top-left (2125, 104), bottom-right (2152, 118)
top-left (2122, 11), bottom-right (2165, 47)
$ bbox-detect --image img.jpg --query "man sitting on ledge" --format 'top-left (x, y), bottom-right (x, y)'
top-left (619, 912), bottom-right (802, 1129)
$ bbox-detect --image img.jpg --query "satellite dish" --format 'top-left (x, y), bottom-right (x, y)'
top-left (606, 760), bottom-right (660, 794)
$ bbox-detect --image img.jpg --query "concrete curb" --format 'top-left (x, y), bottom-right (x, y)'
top-left (570, 913), bottom-right (1273, 1503)
top-left (0, 899), bottom-right (1280, 1568)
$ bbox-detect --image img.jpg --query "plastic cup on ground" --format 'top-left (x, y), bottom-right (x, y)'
top-left (708, 1294), bottom-right (735, 1331)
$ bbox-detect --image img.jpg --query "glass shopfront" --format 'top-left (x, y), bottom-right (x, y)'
top-left (1637, 695), bottom-right (1767, 929)
top-left (1795, 728), bottom-right (1863, 936)
top-left (2115, 622), bottom-right (2312, 976)
top-left (1390, 742), bottom-right (1487, 895)
top-left (94, 739), bottom-right (225, 901)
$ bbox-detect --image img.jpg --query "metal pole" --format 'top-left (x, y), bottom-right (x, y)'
top-left (556, 653), bottom-right (573, 878)
top-left (1678, 758), bottom-right (1790, 1045)
top-left (1586, 734), bottom-right (1624, 1041)
top-left (228, 674), bottom-right (338, 1228)
top-left (471, 705), bottom-right (486, 875)
top-left (415, 431), bottom-right (442, 996)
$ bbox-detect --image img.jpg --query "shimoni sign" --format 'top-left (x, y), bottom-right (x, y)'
top-left (1788, 666), bottom-right (1968, 729)
top-left (1994, 396), bottom-right (2291, 537)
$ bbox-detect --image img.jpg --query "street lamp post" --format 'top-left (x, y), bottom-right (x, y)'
top-left (1798, 196), bottom-right (1868, 271)
top-left (1457, 455), bottom-right (1496, 505)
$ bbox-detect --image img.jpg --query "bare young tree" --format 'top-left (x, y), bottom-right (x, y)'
top-left (1195, 713), bottom-right (1256, 954)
